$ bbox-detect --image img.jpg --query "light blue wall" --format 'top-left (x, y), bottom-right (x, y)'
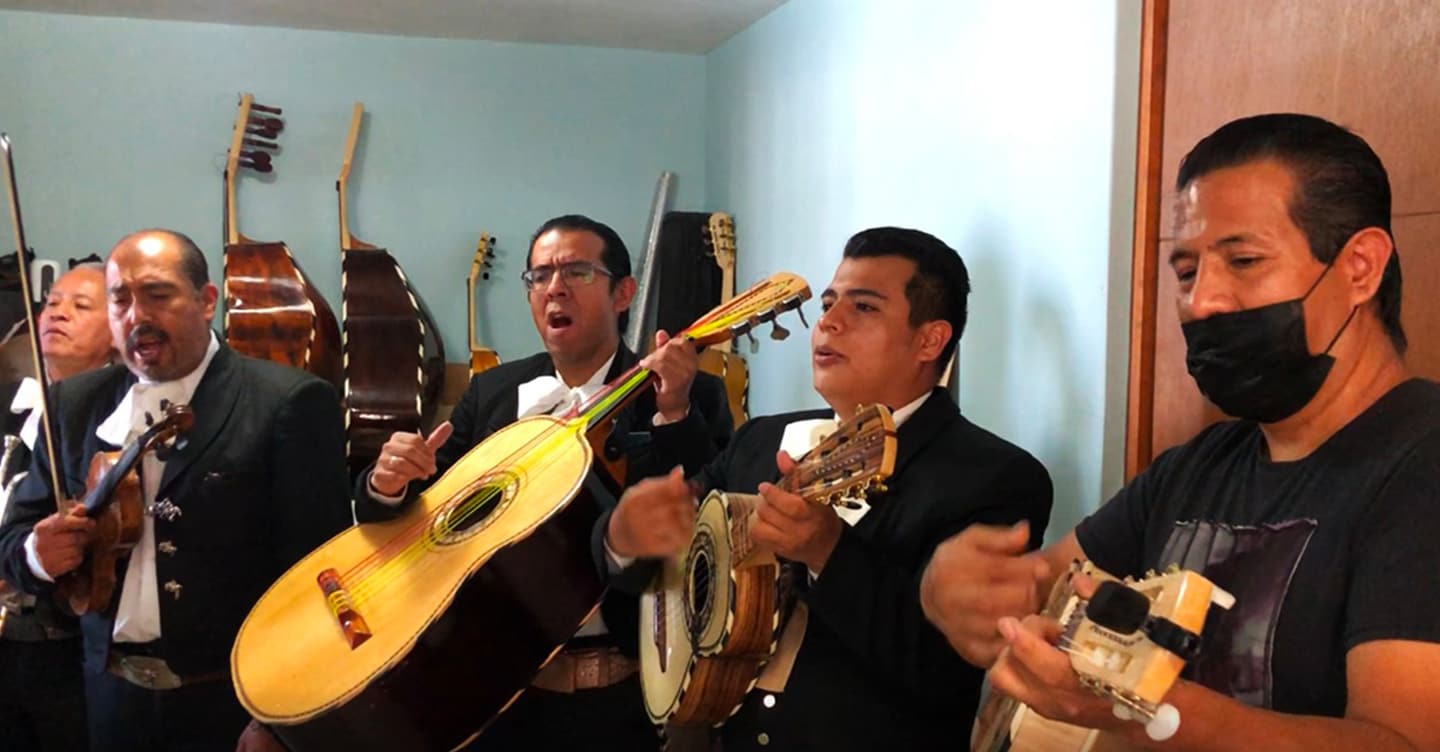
top-left (0, 9), bottom-right (706, 361)
top-left (706, 0), bottom-right (1142, 534)
top-left (1, 3), bottom-right (1143, 530)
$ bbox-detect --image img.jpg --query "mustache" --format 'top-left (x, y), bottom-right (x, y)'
top-left (126, 325), bottom-right (170, 351)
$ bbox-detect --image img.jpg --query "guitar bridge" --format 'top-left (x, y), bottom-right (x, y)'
top-left (316, 568), bottom-right (372, 649)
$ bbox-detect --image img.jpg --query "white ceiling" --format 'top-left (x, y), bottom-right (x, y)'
top-left (0, 0), bottom-right (789, 53)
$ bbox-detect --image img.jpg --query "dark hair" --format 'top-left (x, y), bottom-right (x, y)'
top-left (1176, 113), bottom-right (1405, 353)
top-left (118, 228), bottom-right (210, 293)
top-left (842, 226), bottom-right (971, 370)
top-left (528, 214), bottom-right (633, 332)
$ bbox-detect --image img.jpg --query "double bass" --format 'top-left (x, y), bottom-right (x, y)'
top-left (337, 103), bottom-right (446, 478)
top-left (221, 93), bottom-right (343, 392)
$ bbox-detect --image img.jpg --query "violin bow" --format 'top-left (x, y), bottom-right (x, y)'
top-left (1, 134), bottom-right (67, 506)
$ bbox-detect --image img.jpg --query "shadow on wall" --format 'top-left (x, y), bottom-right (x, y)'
top-left (959, 223), bottom-right (1092, 545)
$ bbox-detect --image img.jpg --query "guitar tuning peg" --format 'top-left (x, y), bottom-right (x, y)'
top-left (745, 330), bottom-right (759, 354)
top-left (796, 306), bottom-right (810, 328)
top-left (769, 320), bottom-right (790, 341)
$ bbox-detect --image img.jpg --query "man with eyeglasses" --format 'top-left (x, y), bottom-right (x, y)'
top-left (353, 214), bottom-right (733, 751)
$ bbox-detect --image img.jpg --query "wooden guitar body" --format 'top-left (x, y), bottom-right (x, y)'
top-left (337, 103), bottom-right (446, 478)
top-left (642, 491), bottom-right (778, 725)
top-left (697, 348), bottom-right (748, 430)
top-left (220, 94), bottom-right (343, 392)
top-left (232, 416), bottom-right (603, 750)
top-left (340, 247), bottom-right (446, 476)
top-left (234, 272), bottom-right (812, 751)
top-left (642, 403), bottom-right (896, 730)
top-left (223, 240), bottom-right (343, 390)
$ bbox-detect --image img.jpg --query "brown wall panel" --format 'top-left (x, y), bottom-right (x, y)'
top-left (1160, 0), bottom-right (1440, 238)
top-left (1394, 213), bottom-right (1440, 378)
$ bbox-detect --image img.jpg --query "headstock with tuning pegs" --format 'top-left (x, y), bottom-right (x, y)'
top-left (224, 93), bottom-right (285, 244)
top-left (467, 233), bottom-right (501, 376)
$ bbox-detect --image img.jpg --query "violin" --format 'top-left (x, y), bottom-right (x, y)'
top-left (55, 403), bottom-right (194, 616)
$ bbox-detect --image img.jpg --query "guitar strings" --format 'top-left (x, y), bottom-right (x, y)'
top-left (337, 278), bottom-right (801, 608)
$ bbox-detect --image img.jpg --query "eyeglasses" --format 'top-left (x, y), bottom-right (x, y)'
top-left (521, 261), bottom-right (614, 290)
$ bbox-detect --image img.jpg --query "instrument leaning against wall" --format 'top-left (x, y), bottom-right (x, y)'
top-left (221, 93), bottom-right (343, 392)
top-left (467, 232), bottom-right (500, 377)
top-left (698, 212), bottom-right (750, 427)
top-left (336, 102), bottom-right (446, 479)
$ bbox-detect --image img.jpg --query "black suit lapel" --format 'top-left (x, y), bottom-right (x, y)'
top-left (157, 346), bottom-right (241, 497)
top-left (606, 346), bottom-right (639, 381)
top-left (889, 388), bottom-right (959, 479)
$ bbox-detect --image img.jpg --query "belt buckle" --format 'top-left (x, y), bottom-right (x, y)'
top-left (572, 650), bottom-right (603, 689)
top-left (113, 654), bottom-right (184, 690)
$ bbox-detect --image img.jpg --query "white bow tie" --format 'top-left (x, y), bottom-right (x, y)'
top-left (516, 375), bottom-right (601, 419)
top-left (11, 378), bottom-right (41, 450)
top-left (96, 381), bottom-right (188, 447)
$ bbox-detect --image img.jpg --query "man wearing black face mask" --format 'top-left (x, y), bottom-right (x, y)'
top-left (919, 113), bottom-right (1440, 751)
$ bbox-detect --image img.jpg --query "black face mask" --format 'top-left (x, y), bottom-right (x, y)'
top-left (1182, 264), bottom-right (1357, 424)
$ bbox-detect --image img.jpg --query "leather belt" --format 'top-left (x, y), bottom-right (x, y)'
top-left (106, 651), bottom-right (228, 691)
top-left (531, 646), bottom-right (637, 694)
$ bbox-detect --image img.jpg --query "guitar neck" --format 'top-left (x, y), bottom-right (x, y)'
top-left (716, 265), bottom-right (736, 354)
top-left (727, 468), bottom-right (829, 568)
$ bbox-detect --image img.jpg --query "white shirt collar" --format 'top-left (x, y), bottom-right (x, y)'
top-left (95, 332), bottom-right (220, 446)
top-left (516, 348), bottom-right (619, 420)
top-left (776, 390), bottom-right (934, 526)
top-left (563, 349), bottom-right (617, 392)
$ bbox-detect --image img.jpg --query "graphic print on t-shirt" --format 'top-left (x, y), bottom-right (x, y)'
top-left (1158, 518), bottom-right (1316, 709)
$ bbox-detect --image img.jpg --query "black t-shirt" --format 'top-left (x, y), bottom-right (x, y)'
top-left (1077, 378), bottom-right (1440, 716)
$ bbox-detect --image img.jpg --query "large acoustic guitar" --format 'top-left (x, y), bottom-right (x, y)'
top-left (697, 212), bottom-right (750, 428)
top-left (221, 93), bottom-right (343, 392)
top-left (641, 403), bottom-right (897, 728)
top-left (231, 273), bottom-right (811, 752)
top-left (971, 562), bottom-right (1234, 752)
top-left (466, 232), bottom-right (501, 377)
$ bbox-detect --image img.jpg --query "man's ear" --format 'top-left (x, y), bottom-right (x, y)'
top-left (915, 319), bottom-right (952, 367)
top-left (1340, 226), bottom-right (1394, 307)
top-left (200, 282), bottom-right (220, 322)
top-left (613, 276), bottom-right (638, 314)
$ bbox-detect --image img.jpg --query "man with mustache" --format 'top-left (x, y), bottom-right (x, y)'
top-left (606, 227), bottom-right (1053, 750)
top-left (353, 214), bottom-right (733, 751)
top-left (0, 261), bottom-right (116, 752)
top-left (920, 115), bottom-right (1440, 751)
top-left (0, 229), bottom-right (353, 752)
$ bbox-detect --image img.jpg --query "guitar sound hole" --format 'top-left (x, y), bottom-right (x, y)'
top-left (685, 534), bottom-right (715, 635)
top-left (435, 470), bottom-right (519, 543)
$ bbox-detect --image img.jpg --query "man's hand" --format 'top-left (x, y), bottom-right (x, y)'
top-left (987, 615), bottom-right (1118, 729)
top-left (986, 574), bottom-right (1117, 731)
top-left (750, 451), bottom-right (843, 574)
top-left (369, 422), bottom-right (454, 497)
top-left (607, 467), bottom-right (696, 559)
top-left (641, 330), bottom-right (698, 424)
top-left (920, 522), bottom-right (1050, 668)
top-left (32, 505), bottom-right (94, 578)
